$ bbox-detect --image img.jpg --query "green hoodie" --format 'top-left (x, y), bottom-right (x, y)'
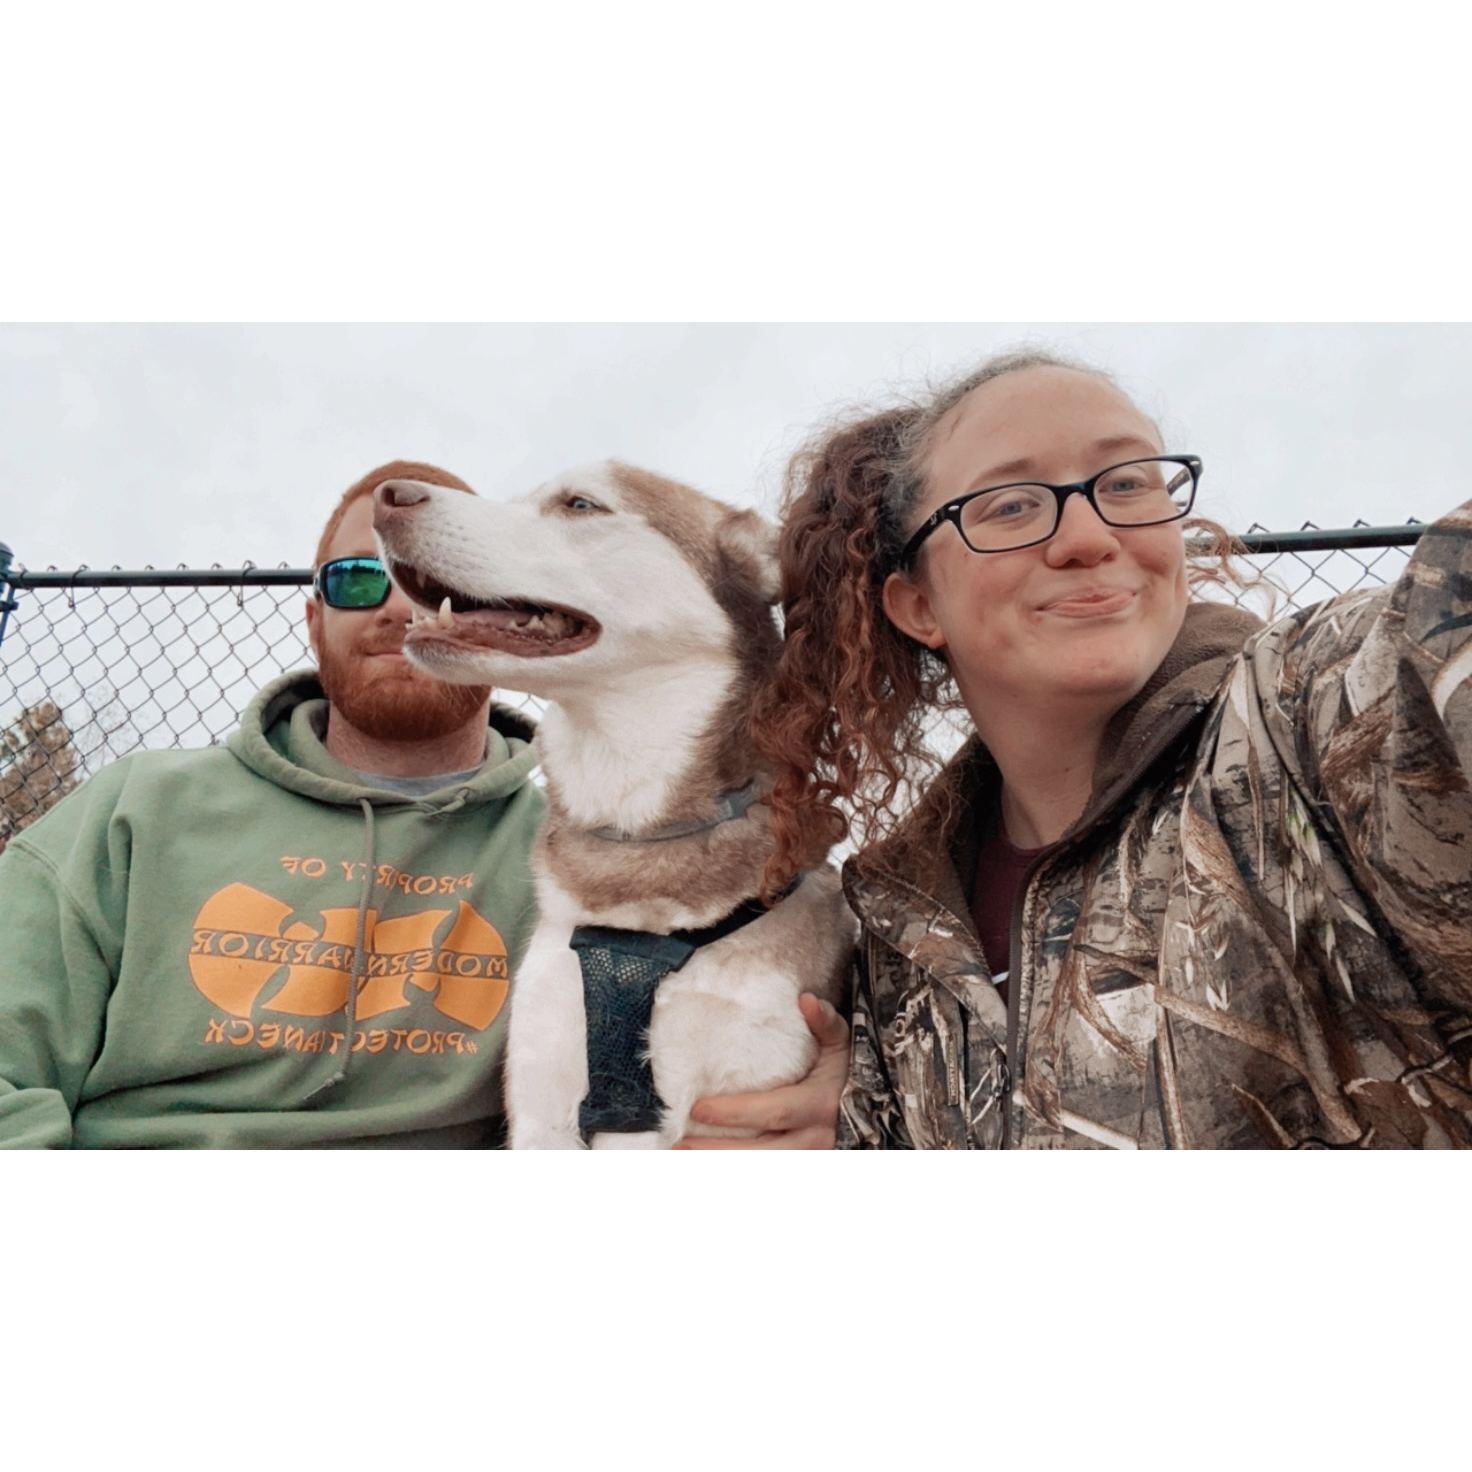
top-left (0, 670), bottom-right (545, 1148)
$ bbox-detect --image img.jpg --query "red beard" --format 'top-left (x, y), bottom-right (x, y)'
top-left (317, 639), bottom-right (491, 742)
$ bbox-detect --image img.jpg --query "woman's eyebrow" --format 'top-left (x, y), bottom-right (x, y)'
top-left (965, 435), bottom-right (1159, 491)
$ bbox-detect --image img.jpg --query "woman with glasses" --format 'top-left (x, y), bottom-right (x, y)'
top-left (750, 349), bottom-right (1472, 1149)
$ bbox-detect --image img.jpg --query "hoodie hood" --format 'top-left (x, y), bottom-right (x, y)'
top-left (226, 668), bottom-right (540, 811)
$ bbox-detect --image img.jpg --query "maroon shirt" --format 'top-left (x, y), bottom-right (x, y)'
top-left (969, 820), bottom-right (1048, 1008)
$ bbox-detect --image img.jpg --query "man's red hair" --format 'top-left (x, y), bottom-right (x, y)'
top-left (314, 459), bottom-right (474, 567)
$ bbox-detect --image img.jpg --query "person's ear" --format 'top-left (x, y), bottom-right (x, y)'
top-left (305, 592), bottom-right (322, 663)
top-left (881, 568), bottom-right (947, 650)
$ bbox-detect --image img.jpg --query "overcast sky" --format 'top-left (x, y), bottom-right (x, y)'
top-left (3, 323), bottom-right (1469, 572)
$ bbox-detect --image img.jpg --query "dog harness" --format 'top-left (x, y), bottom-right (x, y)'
top-left (571, 888), bottom-right (793, 1143)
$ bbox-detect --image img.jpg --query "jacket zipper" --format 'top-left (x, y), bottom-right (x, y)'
top-left (1000, 700), bottom-right (1206, 1149)
top-left (1003, 848), bottom-right (1056, 1149)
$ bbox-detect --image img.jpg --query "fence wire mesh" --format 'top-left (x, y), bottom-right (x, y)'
top-left (0, 522), bottom-right (1422, 851)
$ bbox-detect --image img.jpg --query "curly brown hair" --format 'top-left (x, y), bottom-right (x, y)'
top-left (752, 349), bottom-right (1262, 897)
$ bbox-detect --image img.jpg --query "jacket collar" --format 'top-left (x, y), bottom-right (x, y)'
top-left (844, 601), bottom-right (1263, 970)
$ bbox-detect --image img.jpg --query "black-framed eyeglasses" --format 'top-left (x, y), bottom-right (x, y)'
top-left (899, 454), bottom-right (1202, 566)
top-left (313, 556), bottom-right (393, 609)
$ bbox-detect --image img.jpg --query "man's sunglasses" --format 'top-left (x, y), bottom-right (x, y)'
top-left (313, 556), bottom-right (393, 609)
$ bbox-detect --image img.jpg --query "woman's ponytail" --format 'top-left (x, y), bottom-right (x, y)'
top-left (753, 406), bottom-right (949, 898)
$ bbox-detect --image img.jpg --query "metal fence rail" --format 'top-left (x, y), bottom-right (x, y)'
top-left (0, 522), bottom-right (1425, 850)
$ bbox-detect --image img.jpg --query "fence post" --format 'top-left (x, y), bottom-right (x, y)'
top-left (0, 543), bottom-right (17, 656)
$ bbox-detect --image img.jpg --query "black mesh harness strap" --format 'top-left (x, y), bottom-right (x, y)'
top-left (570, 889), bottom-right (793, 1143)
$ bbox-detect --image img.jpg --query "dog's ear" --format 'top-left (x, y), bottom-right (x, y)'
top-left (717, 508), bottom-right (781, 604)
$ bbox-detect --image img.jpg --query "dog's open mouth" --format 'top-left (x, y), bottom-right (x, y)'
top-left (390, 558), bottom-right (601, 658)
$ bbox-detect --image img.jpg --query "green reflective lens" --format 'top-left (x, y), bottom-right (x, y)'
top-left (319, 557), bottom-right (391, 609)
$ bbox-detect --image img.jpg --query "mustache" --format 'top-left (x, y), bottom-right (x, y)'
top-left (354, 631), bottom-right (410, 656)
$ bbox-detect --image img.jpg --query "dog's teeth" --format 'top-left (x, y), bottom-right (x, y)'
top-left (438, 596), bottom-right (453, 629)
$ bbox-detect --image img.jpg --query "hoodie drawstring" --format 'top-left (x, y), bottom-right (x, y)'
top-left (305, 797), bottom-right (376, 1103)
top-left (423, 786), bottom-right (473, 819)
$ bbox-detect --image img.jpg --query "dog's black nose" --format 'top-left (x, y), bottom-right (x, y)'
top-left (376, 479), bottom-right (432, 510)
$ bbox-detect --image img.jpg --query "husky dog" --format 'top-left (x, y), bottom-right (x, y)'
top-left (373, 463), bottom-right (852, 1148)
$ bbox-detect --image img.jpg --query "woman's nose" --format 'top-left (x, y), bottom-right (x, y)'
top-left (1044, 491), bottom-right (1120, 565)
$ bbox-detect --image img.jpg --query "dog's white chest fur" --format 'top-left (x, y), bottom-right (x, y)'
top-left (506, 869), bottom-right (848, 1148)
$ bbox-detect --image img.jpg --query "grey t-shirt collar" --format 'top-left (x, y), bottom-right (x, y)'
top-left (340, 755), bottom-right (489, 798)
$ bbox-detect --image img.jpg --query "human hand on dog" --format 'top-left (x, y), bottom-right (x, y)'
top-left (673, 993), bottom-right (849, 1149)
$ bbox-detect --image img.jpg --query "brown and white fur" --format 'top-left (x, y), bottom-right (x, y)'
top-left (372, 462), bottom-right (853, 1148)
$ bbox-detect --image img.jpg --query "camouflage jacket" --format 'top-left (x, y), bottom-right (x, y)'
top-left (838, 503), bottom-right (1472, 1148)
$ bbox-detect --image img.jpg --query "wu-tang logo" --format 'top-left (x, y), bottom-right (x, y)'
top-left (189, 882), bottom-right (509, 1029)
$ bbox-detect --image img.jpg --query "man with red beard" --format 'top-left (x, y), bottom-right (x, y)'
top-left (306, 460), bottom-right (501, 781)
top-left (0, 461), bottom-right (547, 1148)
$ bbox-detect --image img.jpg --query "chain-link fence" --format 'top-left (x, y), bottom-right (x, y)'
top-left (0, 522), bottom-right (1426, 851)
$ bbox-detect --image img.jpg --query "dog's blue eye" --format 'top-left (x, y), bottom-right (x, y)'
top-left (566, 495), bottom-right (602, 512)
